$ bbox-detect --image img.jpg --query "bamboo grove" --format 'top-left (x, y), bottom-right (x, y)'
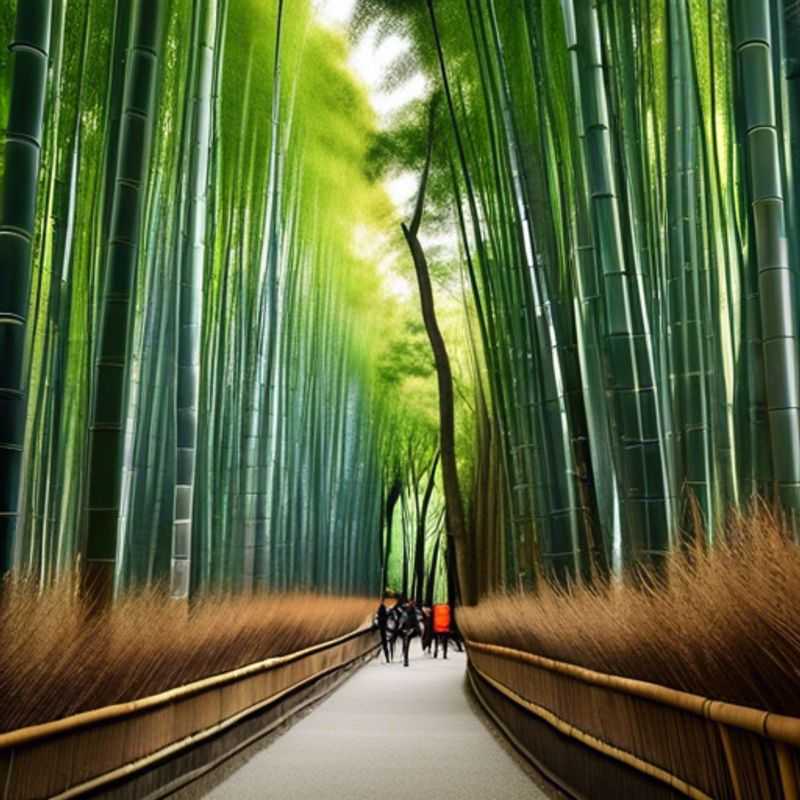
top-left (0, 0), bottom-right (395, 599)
top-left (5, 0), bottom-right (800, 610)
top-left (355, 0), bottom-right (800, 595)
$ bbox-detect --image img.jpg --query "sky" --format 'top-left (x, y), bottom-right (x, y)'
top-left (316, 0), bottom-right (357, 27)
top-left (315, 0), bottom-right (424, 210)
top-left (314, 0), bottom-right (431, 300)
top-left (315, 0), bottom-right (461, 303)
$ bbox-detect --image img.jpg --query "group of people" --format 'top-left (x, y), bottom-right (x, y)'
top-left (375, 598), bottom-right (463, 667)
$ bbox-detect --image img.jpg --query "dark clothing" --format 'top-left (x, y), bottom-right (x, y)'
top-left (398, 604), bottom-right (421, 667)
top-left (421, 610), bottom-right (433, 653)
top-left (377, 604), bottom-right (391, 663)
top-left (399, 607), bottom-right (416, 633)
top-left (402, 632), bottom-right (412, 667)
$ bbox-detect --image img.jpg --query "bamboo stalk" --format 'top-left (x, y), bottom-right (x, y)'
top-left (776, 741), bottom-right (800, 800)
top-left (83, 0), bottom-right (163, 603)
top-left (717, 723), bottom-right (745, 800)
top-left (171, 0), bottom-right (219, 598)
top-left (733, 0), bottom-right (800, 521)
top-left (0, 1), bottom-right (52, 573)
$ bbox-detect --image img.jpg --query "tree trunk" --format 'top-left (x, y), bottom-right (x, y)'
top-left (414, 449), bottom-right (439, 604)
top-left (424, 530), bottom-right (441, 608)
top-left (381, 475), bottom-right (402, 594)
top-left (402, 100), bottom-right (473, 605)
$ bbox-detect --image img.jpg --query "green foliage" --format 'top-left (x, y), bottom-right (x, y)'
top-left (11, 0), bottom-right (800, 605)
top-left (2, 0), bottom-right (399, 598)
top-left (364, 0), bottom-right (800, 595)
top-left (376, 320), bottom-right (434, 388)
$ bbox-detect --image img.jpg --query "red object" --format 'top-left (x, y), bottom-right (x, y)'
top-left (433, 604), bottom-right (451, 634)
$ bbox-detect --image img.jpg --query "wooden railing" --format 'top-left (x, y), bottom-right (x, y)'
top-left (467, 640), bottom-right (800, 800)
top-left (0, 625), bottom-right (379, 800)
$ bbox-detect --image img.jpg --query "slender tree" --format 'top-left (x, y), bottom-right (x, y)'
top-left (381, 474), bottom-right (402, 592)
top-left (414, 449), bottom-right (439, 603)
top-left (403, 97), bottom-right (473, 604)
top-left (424, 528), bottom-right (442, 608)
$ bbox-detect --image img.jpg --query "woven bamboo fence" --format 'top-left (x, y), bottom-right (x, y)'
top-left (0, 625), bottom-right (379, 800)
top-left (467, 640), bottom-right (800, 800)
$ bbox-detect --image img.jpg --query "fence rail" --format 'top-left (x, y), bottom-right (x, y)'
top-left (466, 640), bottom-right (800, 800)
top-left (1, 625), bottom-right (379, 800)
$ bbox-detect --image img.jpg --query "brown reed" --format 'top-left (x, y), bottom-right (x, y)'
top-left (0, 581), bottom-right (374, 733)
top-left (458, 503), bottom-right (800, 716)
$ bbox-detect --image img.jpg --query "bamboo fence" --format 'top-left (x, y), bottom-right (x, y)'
top-left (467, 640), bottom-right (800, 800)
top-left (0, 625), bottom-right (379, 800)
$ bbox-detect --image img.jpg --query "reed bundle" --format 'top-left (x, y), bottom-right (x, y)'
top-left (0, 580), bottom-right (374, 733)
top-left (459, 505), bottom-right (800, 716)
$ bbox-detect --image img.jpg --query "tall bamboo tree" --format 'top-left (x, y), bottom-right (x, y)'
top-left (0, 2), bottom-right (51, 573)
top-left (733, 0), bottom-right (800, 523)
top-left (83, 0), bottom-right (163, 603)
top-left (172, 0), bottom-right (218, 597)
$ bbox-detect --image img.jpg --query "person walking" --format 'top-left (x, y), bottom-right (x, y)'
top-left (377, 600), bottom-right (391, 663)
top-left (432, 603), bottom-right (451, 660)
top-left (399, 601), bottom-right (421, 667)
top-left (421, 606), bottom-right (433, 654)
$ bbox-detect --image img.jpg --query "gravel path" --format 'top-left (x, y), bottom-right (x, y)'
top-left (203, 642), bottom-right (548, 800)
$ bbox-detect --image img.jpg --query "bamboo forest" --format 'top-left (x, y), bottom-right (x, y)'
top-left (2, 1), bottom-right (800, 799)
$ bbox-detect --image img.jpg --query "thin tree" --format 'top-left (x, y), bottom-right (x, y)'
top-left (381, 474), bottom-right (402, 593)
top-left (402, 98), bottom-right (473, 605)
top-left (424, 524), bottom-right (443, 608)
top-left (414, 449), bottom-right (439, 604)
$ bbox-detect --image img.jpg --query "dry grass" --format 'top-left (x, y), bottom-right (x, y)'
top-left (0, 581), bottom-right (374, 733)
top-left (459, 504), bottom-right (800, 715)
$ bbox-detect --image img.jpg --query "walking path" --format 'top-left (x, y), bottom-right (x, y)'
top-left (204, 642), bottom-right (547, 799)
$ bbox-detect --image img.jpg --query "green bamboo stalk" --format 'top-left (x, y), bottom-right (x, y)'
top-left (0, 1), bottom-right (51, 574)
top-left (171, 0), bottom-right (218, 598)
top-left (733, 0), bottom-right (800, 522)
top-left (83, 0), bottom-right (162, 604)
top-left (562, 0), bottom-right (674, 568)
top-left (666, 0), bottom-right (714, 536)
